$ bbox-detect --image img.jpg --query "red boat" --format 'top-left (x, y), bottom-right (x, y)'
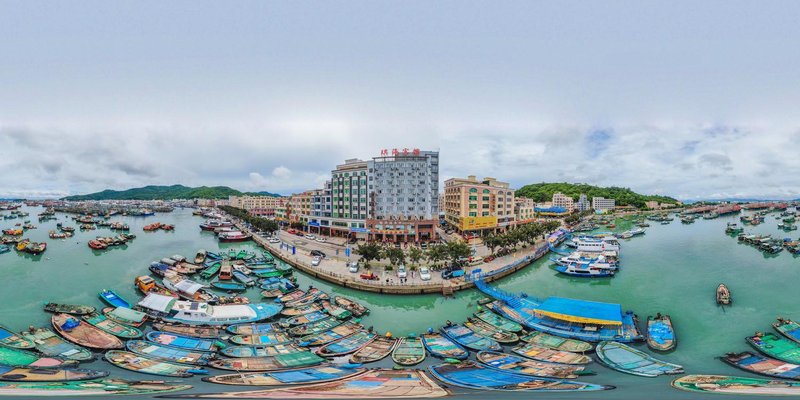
top-left (218, 231), bottom-right (252, 242)
top-left (88, 240), bottom-right (108, 250)
top-left (143, 222), bottom-right (162, 231)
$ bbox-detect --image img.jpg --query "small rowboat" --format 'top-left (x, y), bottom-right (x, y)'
top-left (221, 344), bottom-right (306, 358)
top-left (334, 296), bottom-right (369, 316)
top-left (279, 289), bottom-right (306, 303)
top-left (99, 290), bottom-right (131, 309)
top-left (82, 313), bottom-right (142, 339)
top-left (0, 325), bottom-right (34, 349)
top-left (722, 351), bottom-right (800, 380)
top-left (105, 350), bottom-right (208, 377)
top-left (286, 311), bottom-right (329, 326)
top-left (321, 300), bottom-right (352, 319)
top-left (477, 350), bottom-right (593, 379)
top-left (127, 340), bottom-right (215, 365)
top-left (646, 314), bottom-right (676, 351)
top-left (297, 321), bottom-right (362, 347)
top-left (441, 324), bottom-right (501, 352)
top-left (747, 332), bottom-right (800, 363)
top-left (0, 378), bottom-right (191, 396)
top-left (520, 331), bottom-right (594, 353)
top-left (0, 365), bottom-right (107, 382)
top-left (422, 332), bottom-right (469, 360)
top-left (226, 322), bottom-right (282, 335)
top-left (199, 262), bottom-right (221, 279)
top-left (429, 361), bottom-right (613, 392)
top-left (208, 352), bottom-right (325, 371)
top-left (232, 271), bottom-right (256, 286)
top-left (596, 341), bottom-right (683, 376)
top-left (146, 331), bottom-right (220, 352)
top-left (51, 313), bottom-right (123, 350)
top-left (672, 375), bottom-right (800, 395)
top-left (350, 335), bottom-right (397, 363)
top-left (43, 303), bottom-right (96, 316)
top-left (392, 336), bottom-right (426, 366)
top-left (0, 346), bottom-right (77, 368)
top-left (464, 319), bottom-right (519, 344)
top-left (252, 268), bottom-right (283, 279)
top-left (230, 333), bottom-right (294, 346)
top-left (284, 288), bottom-right (329, 308)
top-left (203, 365), bottom-right (366, 386)
top-left (102, 307), bottom-right (147, 327)
top-left (152, 323), bottom-right (224, 339)
top-left (288, 317), bottom-right (343, 336)
top-left (280, 303), bottom-right (323, 317)
top-left (716, 283), bottom-right (732, 305)
top-left (195, 249), bottom-right (207, 264)
top-left (20, 328), bottom-right (94, 361)
top-left (316, 330), bottom-right (376, 357)
top-left (512, 342), bottom-right (592, 365)
top-left (774, 318), bottom-right (800, 344)
top-left (210, 281), bottom-right (247, 292)
top-left (474, 309), bottom-right (524, 333)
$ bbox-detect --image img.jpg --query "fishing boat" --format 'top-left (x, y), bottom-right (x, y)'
top-left (151, 323), bottom-right (224, 339)
top-left (288, 317), bottom-right (343, 336)
top-left (145, 331), bottom-right (220, 352)
top-left (646, 314), bottom-right (676, 351)
top-left (236, 249), bottom-right (249, 260)
top-left (722, 351), bottom-right (800, 380)
top-left (102, 307), bottom-right (147, 327)
top-left (226, 322), bottom-right (282, 335)
top-left (0, 378), bottom-right (191, 396)
top-left (774, 318), bottom-right (800, 344)
top-left (421, 332), bottom-right (469, 360)
top-left (203, 365), bottom-right (366, 386)
top-left (429, 361), bottom-right (613, 392)
top-left (595, 341), bottom-right (683, 377)
top-left (51, 313), bottom-right (123, 350)
top-left (317, 330), bottom-right (376, 357)
top-left (392, 336), bottom-right (426, 366)
top-left (195, 249), bottom-right (207, 264)
top-left (716, 283), bottom-right (731, 305)
top-left (284, 288), bottom-right (329, 308)
top-left (349, 335), bottom-right (397, 364)
top-left (207, 352), bottom-right (325, 371)
top-left (232, 270), bottom-right (256, 286)
top-left (220, 344), bottom-right (306, 358)
top-left (0, 346), bottom-right (76, 368)
top-left (0, 325), bottom-right (35, 349)
top-left (321, 300), bottom-right (353, 319)
top-left (127, 340), bottom-right (215, 365)
top-left (512, 342), bottom-right (592, 365)
top-left (227, 248), bottom-right (237, 259)
top-left (0, 366), bottom-right (107, 382)
top-left (163, 277), bottom-right (219, 303)
top-left (99, 289), bottom-right (131, 308)
top-left (43, 303), bottom-right (95, 316)
top-left (747, 332), bottom-right (800, 363)
top-left (476, 351), bottom-right (593, 379)
top-left (252, 268), bottom-right (284, 279)
top-left (230, 333), bottom-right (294, 346)
top-left (279, 289), bottom-right (307, 303)
top-left (333, 296), bottom-right (369, 316)
top-left (297, 321), bottom-right (363, 347)
top-left (210, 281), bottom-right (247, 292)
top-left (286, 311), bottom-right (329, 326)
top-left (463, 319), bottom-right (519, 344)
top-left (441, 323), bottom-right (501, 351)
top-left (672, 375), bottom-right (800, 395)
top-left (520, 331), bottom-right (593, 353)
top-left (218, 231), bottom-right (252, 242)
top-left (81, 313), bottom-right (142, 339)
top-left (135, 276), bottom-right (179, 297)
top-left (20, 328), bottom-right (94, 361)
top-left (280, 303), bottom-right (323, 317)
top-left (474, 310), bottom-right (523, 333)
top-left (199, 262), bottom-right (221, 279)
top-left (105, 350), bottom-right (208, 377)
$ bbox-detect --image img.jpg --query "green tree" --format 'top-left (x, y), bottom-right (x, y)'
top-left (425, 245), bottom-right (446, 270)
top-left (356, 243), bottom-right (383, 267)
top-left (445, 241), bottom-right (471, 267)
top-left (383, 247), bottom-right (406, 266)
top-left (483, 233), bottom-right (501, 255)
top-left (408, 247), bottom-right (423, 268)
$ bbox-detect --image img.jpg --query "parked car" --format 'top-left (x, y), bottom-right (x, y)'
top-left (287, 228), bottom-right (297, 235)
top-left (419, 267), bottom-right (431, 281)
top-left (420, 242), bottom-right (428, 249)
top-left (311, 256), bottom-right (321, 266)
top-left (304, 234), bottom-right (316, 240)
top-left (348, 262), bottom-right (359, 273)
top-left (348, 237), bottom-right (358, 244)
top-left (310, 250), bottom-right (326, 258)
top-left (397, 265), bottom-right (407, 278)
top-left (315, 237), bottom-right (327, 243)
top-left (294, 231), bottom-right (304, 237)
top-left (268, 237), bottom-right (280, 244)
top-left (483, 255), bottom-right (496, 263)
top-left (360, 272), bottom-right (379, 280)
top-left (441, 267), bottom-right (464, 280)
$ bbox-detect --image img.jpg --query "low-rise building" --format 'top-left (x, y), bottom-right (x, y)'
top-left (552, 192), bottom-right (575, 212)
top-left (592, 197), bottom-right (616, 212)
top-left (443, 175), bottom-right (515, 235)
top-left (514, 197), bottom-right (537, 225)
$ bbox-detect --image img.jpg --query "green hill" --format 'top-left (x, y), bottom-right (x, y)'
top-left (62, 185), bottom-right (281, 201)
top-left (516, 182), bottom-right (679, 209)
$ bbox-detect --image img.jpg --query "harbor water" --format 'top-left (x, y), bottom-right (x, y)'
top-left (1, 206), bottom-right (799, 399)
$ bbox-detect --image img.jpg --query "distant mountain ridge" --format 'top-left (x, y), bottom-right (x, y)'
top-left (516, 182), bottom-right (679, 209)
top-left (62, 185), bottom-right (281, 201)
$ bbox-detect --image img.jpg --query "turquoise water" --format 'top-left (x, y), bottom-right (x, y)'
top-left (1, 206), bottom-right (798, 399)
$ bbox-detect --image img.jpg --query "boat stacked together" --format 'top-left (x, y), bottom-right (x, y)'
top-left (554, 234), bottom-right (622, 278)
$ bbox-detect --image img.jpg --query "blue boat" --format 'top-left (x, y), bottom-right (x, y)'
top-left (226, 322), bottom-right (282, 335)
top-left (441, 324), bottom-right (501, 351)
top-left (99, 290), bottom-right (131, 309)
top-left (145, 331), bottom-right (221, 352)
top-left (126, 340), bottom-right (215, 365)
top-left (0, 245), bottom-right (9, 254)
top-left (555, 263), bottom-right (616, 278)
top-left (205, 252), bottom-right (222, 260)
top-left (157, 302), bottom-right (283, 326)
top-left (421, 332), bottom-right (469, 360)
top-left (232, 271), bottom-right (256, 286)
top-left (429, 361), bottom-right (613, 392)
top-left (210, 281), bottom-right (247, 292)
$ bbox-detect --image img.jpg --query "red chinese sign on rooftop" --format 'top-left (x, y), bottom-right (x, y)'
top-left (380, 148), bottom-right (421, 156)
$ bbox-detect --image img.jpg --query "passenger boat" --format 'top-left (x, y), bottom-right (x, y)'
top-left (210, 281), bottom-right (247, 292)
top-left (646, 314), bottom-right (676, 351)
top-left (105, 350), bottom-right (208, 377)
top-left (102, 307), bottom-right (147, 327)
top-left (0, 365), bottom-right (107, 382)
top-left (230, 333), bottom-right (293, 346)
top-left (147, 299), bottom-right (282, 326)
top-left (0, 325), bottom-right (35, 349)
top-left (333, 296), bottom-right (369, 316)
top-left (288, 316), bottom-right (343, 336)
top-left (221, 344), bottom-right (306, 358)
top-left (195, 250), bottom-right (206, 264)
top-left (429, 361), bottom-right (613, 392)
top-left (127, 340), bottom-right (215, 365)
top-left (441, 323), bottom-right (501, 351)
top-left (232, 271), bottom-right (256, 286)
top-left (595, 341), bottom-right (683, 376)
top-left (571, 236), bottom-right (621, 252)
top-left (20, 327), bottom-right (94, 361)
top-left (218, 231), bottom-right (252, 242)
top-left (317, 330), bottom-right (376, 357)
top-left (321, 300), bottom-right (353, 319)
top-left (51, 313), bottom-right (123, 350)
top-left (226, 322), bottom-right (282, 335)
top-left (82, 313), bottom-right (142, 339)
top-left (555, 262), bottom-right (616, 277)
top-left (280, 302), bottom-right (323, 317)
top-left (421, 332), bottom-right (469, 360)
top-left (774, 318), bottom-right (800, 344)
top-left (392, 336), bottom-right (426, 366)
top-left (207, 352), bottom-right (325, 371)
top-left (512, 342), bottom-right (592, 365)
top-left (0, 378), bottom-right (191, 396)
top-left (0, 346), bottom-right (76, 368)
top-left (747, 332), bottom-right (800, 363)
top-left (672, 375), bottom-right (800, 395)
top-left (286, 311), bottom-right (329, 326)
top-left (203, 365), bottom-right (366, 386)
top-left (99, 289), bottom-right (131, 308)
top-left (199, 262), bottom-right (221, 279)
top-left (43, 303), bottom-right (95, 316)
top-left (145, 331), bottom-right (220, 352)
top-left (722, 351), bottom-right (800, 380)
top-left (463, 319), bottom-right (519, 344)
top-left (200, 220), bottom-right (233, 231)
top-left (520, 331), bottom-right (593, 353)
top-left (151, 323), bottom-right (224, 339)
top-left (476, 350), bottom-right (593, 379)
top-left (297, 321), bottom-right (363, 347)
top-left (473, 310), bottom-right (523, 332)
top-left (716, 283), bottom-right (732, 305)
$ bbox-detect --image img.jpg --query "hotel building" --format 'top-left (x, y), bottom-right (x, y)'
top-left (443, 176), bottom-right (515, 235)
top-left (552, 192), bottom-right (575, 212)
top-left (592, 196), bottom-right (616, 212)
top-left (330, 158), bottom-right (371, 238)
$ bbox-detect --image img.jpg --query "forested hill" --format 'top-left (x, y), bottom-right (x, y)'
top-left (516, 183), bottom-right (679, 209)
top-left (62, 185), bottom-right (281, 200)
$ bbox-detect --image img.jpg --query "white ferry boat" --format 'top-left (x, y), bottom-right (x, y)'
top-left (137, 294), bottom-right (282, 325)
top-left (572, 236), bottom-right (621, 252)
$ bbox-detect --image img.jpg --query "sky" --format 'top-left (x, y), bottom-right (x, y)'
top-left (2, 1), bottom-right (800, 200)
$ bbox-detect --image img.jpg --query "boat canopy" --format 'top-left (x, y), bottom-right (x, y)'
top-left (535, 297), bottom-right (623, 326)
top-left (174, 280), bottom-right (204, 295)
top-left (138, 293), bottom-right (177, 313)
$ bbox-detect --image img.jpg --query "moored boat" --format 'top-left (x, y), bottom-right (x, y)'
top-left (151, 323), bottom-right (224, 339)
top-left (199, 262), bottom-right (221, 279)
top-left (747, 332), bottom-right (800, 364)
top-left (145, 331), bottom-right (220, 352)
top-left (0, 378), bottom-right (191, 396)
top-left (0, 366), bottom-right (107, 382)
top-left (220, 344), bottom-right (306, 358)
top-left (127, 340), bottom-right (215, 365)
top-left (43, 303), bottom-right (96, 316)
top-left (774, 318), bottom-right (800, 344)
top-left (202, 365), bottom-right (366, 386)
top-left (333, 296), bottom-right (369, 316)
top-left (296, 321), bottom-right (362, 347)
top-left (392, 336), bottom-right (426, 366)
top-left (722, 351), bottom-right (800, 380)
top-left (520, 331), bottom-right (593, 353)
top-left (99, 289), bottom-right (131, 309)
top-left (51, 313), bottom-right (123, 350)
top-left (20, 327), bottom-right (94, 361)
top-left (210, 281), bottom-right (247, 292)
top-left (474, 310), bottom-right (523, 333)
top-left (717, 283), bottom-right (732, 305)
top-left (316, 330), bottom-right (376, 357)
top-left (280, 302), bottom-right (323, 317)
top-left (441, 323), bottom-right (501, 351)
top-left (476, 350), bottom-right (593, 379)
top-left (512, 342), bottom-right (592, 365)
top-left (207, 352), bottom-right (325, 371)
top-left (195, 249), bottom-right (207, 264)
top-left (429, 361), bottom-right (613, 392)
top-left (226, 322), bottom-right (282, 335)
top-left (421, 332), bottom-right (469, 360)
top-left (286, 310), bottom-right (329, 326)
top-left (672, 375), bottom-right (800, 395)
top-left (646, 313), bottom-right (676, 351)
top-left (321, 300), bottom-right (352, 319)
top-left (82, 313), bottom-right (142, 339)
top-left (288, 316), bottom-right (343, 336)
top-left (104, 350), bottom-right (208, 377)
top-left (0, 325), bottom-right (35, 349)
top-left (595, 341), bottom-right (683, 377)
top-left (102, 307), bottom-right (147, 327)
top-left (230, 333), bottom-right (293, 346)
top-left (0, 346), bottom-right (77, 368)
top-left (464, 319), bottom-right (518, 344)
top-left (350, 334), bottom-right (397, 363)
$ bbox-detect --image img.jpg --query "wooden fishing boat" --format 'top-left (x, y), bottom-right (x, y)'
top-left (748, 332), bottom-right (800, 363)
top-left (476, 350), bottom-right (593, 379)
top-left (595, 341), bottom-right (683, 376)
top-left (429, 361), bottom-right (613, 392)
top-left (195, 249), bottom-right (207, 264)
top-left (207, 352), bottom-right (325, 371)
top-left (286, 311), bottom-right (329, 326)
top-left (252, 268), bottom-right (283, 279)
top-left (474, 310), bottom-right (523, 333)
top-left (20, 328), bottom-right (94, 361)
top-left (672, 374), bottom-right (800, 395)
top-left (774, 318), bottom-right (800, 344)
top-left (464, 319), bottom-right (519, 344)
top-left (512, 342), bottom-right (592, 365)
top-left (280, 302), bottom-right (323, 317)
top-left (199, 262), bottom-right (221, 279)
top-left (81, 313), bottom-right (142, 339)
top-left (232, 271), bottom-right (256, 286)
top-left (333, 296), bottom-right (369, 316)
top-left (350, 335), bottom-right (397, 363)
top-left (441, 323), bottom-right (501, 351)
top-left (43, 303), bottom-right (95, 316)
top-left (646, 314), bottom-right (676, 351)
top-left (288, 317), bottom-right (343, 336)
top-left (297, 321), bottom-right (362, 347)
top-left (317, 330), bottom-right (376, 357)
top-left (260, 288), bottom-right (284, 298)
top-left (226, 322), bottom-right (282, 335)
top-left (102, 307), bottom-right (147, 327)
top-left (203, 365), bottom-right (366, 386)
top-left (51, 313), bottom-right (123, 350)
top-left (127, 340), bottom-right (215, 365)
top-left (520, 331), bottom-right (594, 353)
top-left (321, 300), bottom-right (352, 320)
top-left (177, 369), bottom-right (447, 398)
top-left (0, 365), bottom-right (107, 382)
top-left (98, 289), bottom-right (131, 308)
top-left (230, 333), bottom-right (293, 346)
top-left (0, 325), bottom-right (34, 349)
top-left (722, 351), bottom-right (800, 380)
top-left (421, 332), bottom-right (469, 360)
top-left (392, 336), bottom-right (426, 366)
top-left (0, 346), bottom-right (77, 368)
top-left (104, 350), bottom-right (208, 377)
top-left (146, 331), bottom-right (220, 352)
top-left (221, 344), bottom-right (306, 358)
top-left (135, 276), bottom-right (179, 298)
top-left (152, 323), bottom-right (224, 339)
top-left (0, 378), bottom-right (191, 396)
top-left (716, 283), bottom-right (732, 305)
top-left (284, 288), bottom-right (329, 308)
top-left (210, 281), bottom-right (247, 292)
top-left (279, 289), bottom-right (307, 303)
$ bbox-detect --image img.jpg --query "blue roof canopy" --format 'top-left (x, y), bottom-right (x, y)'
top-left (535, 297), bottom-right (623, 325)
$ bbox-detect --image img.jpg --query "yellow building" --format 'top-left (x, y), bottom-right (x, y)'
top-left (443, 176), bottom-right (515, 234)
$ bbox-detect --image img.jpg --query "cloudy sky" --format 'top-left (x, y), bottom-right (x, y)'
top-left (2, 1), bottom-right (800, 200)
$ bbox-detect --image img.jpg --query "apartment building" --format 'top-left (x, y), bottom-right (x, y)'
top-left (443, 175), bottom-right (515, 235)
top-left (552, 192), bottom-right (575, 212)
top-left (592, 196), bottom-right (616, 212)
